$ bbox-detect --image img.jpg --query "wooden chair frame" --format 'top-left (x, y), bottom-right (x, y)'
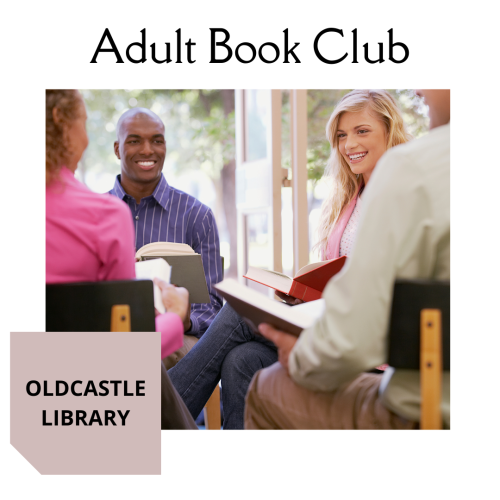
top-left (420, 309), bottom-right (443, 429)
top-left (388, 279), bottom-right (449, 430)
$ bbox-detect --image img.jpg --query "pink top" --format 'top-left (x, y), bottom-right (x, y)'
top-left (156, 313), bottom-right (183, 359)
top-left (324, 184), bottom-right (363, 260)
top-left (46, 167), bottom-right (182, 358)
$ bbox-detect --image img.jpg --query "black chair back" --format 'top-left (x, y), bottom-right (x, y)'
top-left (388, 279), bottom-right (450, 370)
top-left (46, 280), bottom-right (155, 332)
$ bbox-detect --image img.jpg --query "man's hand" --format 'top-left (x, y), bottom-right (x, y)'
top-left (258, 323), bottom-right (298, 372)
top-left (154, 278), bottom-right (191, 331)
top-left (275, 291), bottom-right (304, 306)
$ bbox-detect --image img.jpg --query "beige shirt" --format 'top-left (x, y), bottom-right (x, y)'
top-left (289, 124), bottom-right (450, 427)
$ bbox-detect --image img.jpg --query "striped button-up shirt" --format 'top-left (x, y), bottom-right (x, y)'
top-left (109, 174), bottom-right (223, 338)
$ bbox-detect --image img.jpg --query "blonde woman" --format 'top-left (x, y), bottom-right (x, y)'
top-left (316, 89), bottom-right (411, 261)
top-left (169, 89), bottom-right (410, 429)
top-left (278, 89), bottom-right (410, 304)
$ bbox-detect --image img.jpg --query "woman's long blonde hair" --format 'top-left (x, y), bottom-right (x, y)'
top-left (314, 89), bottom-right (411, 258)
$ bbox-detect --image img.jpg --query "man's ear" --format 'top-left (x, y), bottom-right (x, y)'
top-left (114, 141), bottom-right (120, 160)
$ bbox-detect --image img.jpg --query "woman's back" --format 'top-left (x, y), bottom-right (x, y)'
top-left (46, 166), bottom-right (135, 283)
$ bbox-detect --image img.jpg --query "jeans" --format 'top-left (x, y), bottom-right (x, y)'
top-left (168, 303), bottom-right (278, 429)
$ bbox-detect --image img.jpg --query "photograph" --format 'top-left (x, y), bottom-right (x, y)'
top-left (45, 88), bottom-right (448, 431)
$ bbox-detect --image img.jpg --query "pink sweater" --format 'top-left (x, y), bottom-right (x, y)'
top-left (324, 184), bottom-right (363, 260)
top-left (46, 167), bottom-right (183, 358)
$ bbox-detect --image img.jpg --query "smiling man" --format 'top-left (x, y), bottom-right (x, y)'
top-left (113, 109), bottom-right (166, 201)
top-left (109, 108), bottom-right (223, 364)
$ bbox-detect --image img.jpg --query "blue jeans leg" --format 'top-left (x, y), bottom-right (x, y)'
top-left (168, 303), bottom-right (256, 420)
top-left (220, 341), bottom-right (278, 429)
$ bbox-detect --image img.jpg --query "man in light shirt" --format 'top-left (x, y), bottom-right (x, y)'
top-left (244, 90), bottom-right (450, 429)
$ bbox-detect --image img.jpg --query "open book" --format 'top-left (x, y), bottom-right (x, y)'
top-left (243, 256), bottom-right (346, 302)
top-left (214, 279), bottom-right (325, 337)
top-left (136, 242), bottom-right (210, 304)
top-left (135, 258), bottom-right (171, 314)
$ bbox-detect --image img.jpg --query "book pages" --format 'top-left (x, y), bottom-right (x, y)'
top-left (135, 258), bottom-right (172, 313)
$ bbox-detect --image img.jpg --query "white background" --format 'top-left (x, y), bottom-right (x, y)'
top-left (1, 0), bottom-right (498, 497)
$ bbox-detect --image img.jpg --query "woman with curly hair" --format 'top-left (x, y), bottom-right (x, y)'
top-left (169, 89), bottom-right (411, 429)
top-left (46, 89), bottom-right (136, 282)
top-left (45, 90), bottom-right (196, 429)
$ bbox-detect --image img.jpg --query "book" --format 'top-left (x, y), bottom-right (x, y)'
top-left (243, 256), bottom-right (347, 302)
top-left (135, 258), bottom-right (171, 314)
top-left (135, 242), bottom-right (210, 304)
top-left (214, 279), bottom-right (325, 337)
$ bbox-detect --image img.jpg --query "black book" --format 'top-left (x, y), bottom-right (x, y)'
top-left (136, 242), bottom-right (210, 304)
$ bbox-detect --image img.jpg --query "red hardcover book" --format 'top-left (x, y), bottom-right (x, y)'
top-left (243, 256), bottom-right (347, 302)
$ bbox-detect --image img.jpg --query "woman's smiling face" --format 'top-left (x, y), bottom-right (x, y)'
top-left (337, 108), bottom-right (387, 184)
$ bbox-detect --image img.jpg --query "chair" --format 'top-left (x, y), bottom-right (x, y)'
top-left (387, 279), bottom-right (450, 430)
top-left (46, 280), bottom-right (156, 332)
top-left (46, 279), bottom-right (221, 429)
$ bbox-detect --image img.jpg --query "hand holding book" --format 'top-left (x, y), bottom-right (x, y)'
top-left (135, 258), bottom-right (172, 313)
top-left (275, 290), bottom-right (304, 305)
top-left (154, 278), bottom-right (191, 331)
top-left (244, 256), bottom-right (347, 302)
